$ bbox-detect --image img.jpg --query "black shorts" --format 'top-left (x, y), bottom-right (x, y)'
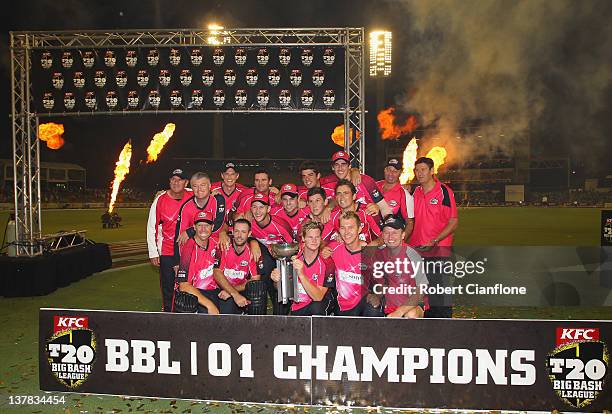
top-left (291, 300), bottom-right (327, 316)
top-left (196, 288), bottom-right (221, 313)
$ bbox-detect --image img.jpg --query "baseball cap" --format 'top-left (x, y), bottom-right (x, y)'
top-left (382, 214), bottom-right (406, 230)
top-left (251, 191), bottom-right (270, 206)
top-left (386, 157), bottom-right (402, 170)
top-left (194, 210), bottom-right (214, 225)
top-left (170, 168), bottom-right (188, 179)
top-left (223, 161), bottom-right (238, 173)
top-left (280, 183), bottom-right (298, 197)
top-left (331, 150), bottom-right (350, 163)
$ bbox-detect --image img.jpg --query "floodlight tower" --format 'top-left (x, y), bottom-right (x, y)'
top-left (369, 31), bottom-right (392, 173)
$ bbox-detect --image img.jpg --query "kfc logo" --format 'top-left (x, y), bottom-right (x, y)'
top-left (557, 328), bottom-right (600, 346)
top-left (54, 316), bottom-right (89, 333)
top-left (323, 89), bottom-right (335, 107)
top-left (279, 89), bottom-right (291, 108)
top-left (148, 90), bottom-right (161, 108)
top-left (301, 89), bottom-right (313, 107)
top-left (312, 69), bottom-right (325, 87)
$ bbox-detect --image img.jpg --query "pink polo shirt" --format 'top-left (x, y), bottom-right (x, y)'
top-left (409, 180), bottom-right (457, 247)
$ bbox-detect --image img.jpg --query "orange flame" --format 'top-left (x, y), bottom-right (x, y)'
top-left (331, 124), bottom-right (360, 147)
top-left (398, 140), bottom-right (448, 185)
top-left (38, 122), bottom-right (65, 149)
top-left (399, 138), bottom-right (418, 185)
top-left (425, 146), bottom-right (447, 173)
top-left (377, 108), bottom-right (418, 140)
top-left (108, 141), bottom-right (133, 214)
top-left (146, 123), bottom-right (176, 163)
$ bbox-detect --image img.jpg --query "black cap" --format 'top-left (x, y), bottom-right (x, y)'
top-left (386, 158), bottom-right (402, 170)
top-left (223, 162), bottom-right (238, 173)
top-left (170, 168), bottom-right (188, 179)
top-left (382, 214), bottom-right (406, 230)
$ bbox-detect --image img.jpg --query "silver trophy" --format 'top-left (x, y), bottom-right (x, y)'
top-left (270, 243), bottom-right (300, 304)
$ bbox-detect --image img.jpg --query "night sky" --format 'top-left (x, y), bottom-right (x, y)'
top-left (3, 0), bottom-right (612, 189)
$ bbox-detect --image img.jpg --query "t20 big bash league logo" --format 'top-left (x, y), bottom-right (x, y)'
top-left (45, 316), bottom-right (97, 389)
top-left (547, 327), bottom-right (609, 409)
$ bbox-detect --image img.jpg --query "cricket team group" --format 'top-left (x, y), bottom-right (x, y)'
top-left (147, 150), bottom-right (458, 318)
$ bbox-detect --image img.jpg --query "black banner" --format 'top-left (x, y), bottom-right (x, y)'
top-left (31, 47), bottom-right (344, 113)
top-left (39, 309), bottom-right (612, 411)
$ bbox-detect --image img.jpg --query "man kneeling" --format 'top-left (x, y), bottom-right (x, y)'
top-left (213, 219), bottom-right (260, 314)
top-left (271, 221), bottom-right (331, 316)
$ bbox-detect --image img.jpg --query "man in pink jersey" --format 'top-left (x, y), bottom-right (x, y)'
top-left (297, 161), bottom-right (335, 201)
top-left (271, 221), bottom-right (331, 316)
top-left (271, 183), bottom-right (310, 241)
top-left (176, 211), bottom-right (220, 314)
top-left (376, 158), bottom-right (414, 237)
top-left (322, 179), bottom-right (382, 244)
top-left (211, 162), bottom-right (247, 220)
top-left (304, 187), bottom-right (329, 224)
top-left (409, 157), bottom-right (458, 318)
top-left (232, 169), bottom-right (279, 218)
top-left (213, 219), bottom-right (261, 314)
top-left (372, 214), bottom-right (428, 318)
top-left (147, 168), bottom-right (192, 312)
top-left (320, 151), bottom-right (393, 218)
top-left (249, 191), bottom-right (295, 314)
top-left (175, 172), bottom-right (228, 262)
top-left (324, 211), bottom-right (383, 316)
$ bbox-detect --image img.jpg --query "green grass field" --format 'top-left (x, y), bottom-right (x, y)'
top-left (0, 207), bottom-right (610, 413)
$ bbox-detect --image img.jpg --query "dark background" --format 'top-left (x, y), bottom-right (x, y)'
top-left (3, 0), bottom-right (612, 189)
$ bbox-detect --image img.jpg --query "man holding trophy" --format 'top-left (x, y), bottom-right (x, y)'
top-left (271, 221), bottom-right (332, 316)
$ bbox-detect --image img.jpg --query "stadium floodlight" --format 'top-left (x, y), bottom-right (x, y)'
top-left (369, 30), bottom-right (392, 77)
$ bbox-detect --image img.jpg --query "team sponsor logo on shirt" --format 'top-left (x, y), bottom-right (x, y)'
top-left (197, 265), bottom-right (214, 279)
top-left (240, 260), bottom-right (249, 267)
top-left (224, 268), bottom-right (246, 281)
top-left (430, 198), bottom-right (439, 205)
top-left (338, 270), bottom-right (362, 285)
top-left (389, 200), bottom-right (398, 207)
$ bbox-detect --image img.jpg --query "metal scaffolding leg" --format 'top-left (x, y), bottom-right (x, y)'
top-left (11, 33), bottom-right (41, 256)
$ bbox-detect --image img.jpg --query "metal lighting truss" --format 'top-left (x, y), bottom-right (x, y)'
top-left (10, 28), bottom-right (366, 256)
